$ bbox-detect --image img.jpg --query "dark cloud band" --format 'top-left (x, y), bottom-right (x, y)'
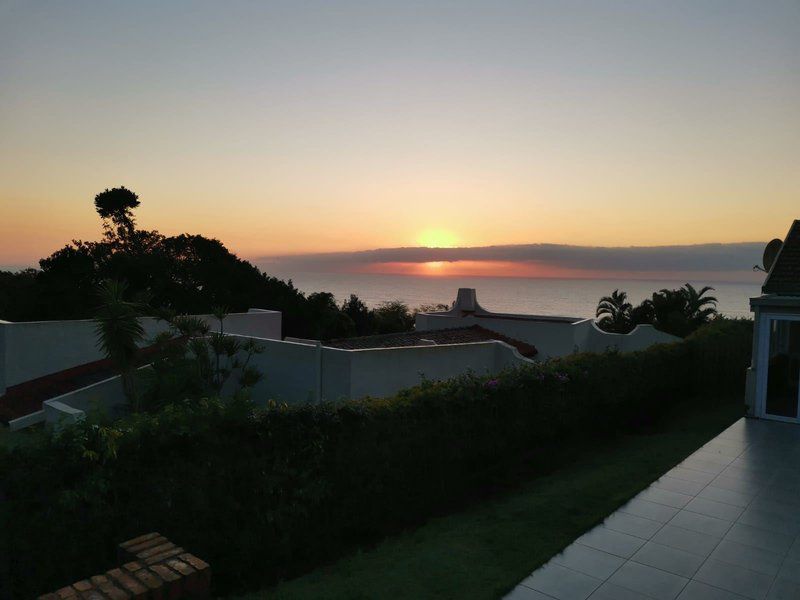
top-left (260, 242), bottom-right (765, 273)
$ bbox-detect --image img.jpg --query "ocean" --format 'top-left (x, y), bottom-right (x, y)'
top-left (266, 271), bottom-right (760, 319)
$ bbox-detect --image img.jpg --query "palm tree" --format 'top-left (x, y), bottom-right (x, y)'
top-left (596, 289), bottom-right (633, 333)
top-left (682, 283), bottom-right (718, 327)
top-left (645, 289), bottom-right (691, 337)
top-left (95, 280), bottom-right (146, 411)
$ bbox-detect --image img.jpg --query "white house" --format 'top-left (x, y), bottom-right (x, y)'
top-left (1, 286), bottom-right (682, 431)
top-left (746, 220), bottom-right (800, 422)
top-left (415, 288), bottom-right (680, 359)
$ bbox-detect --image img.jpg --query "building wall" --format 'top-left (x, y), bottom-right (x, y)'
top-left (27, 336), bottom-right (532, 427)
top-left (0, 310), bottom-right (281, 395)
top-left (242, 336), bottom-right (530, 404)
top-left (745, 298), bottom-right (799, 418)
top-left (244, 338), bottom-right (321, 405)
top-left (43, 374), bottom-right (128, 428)
top-left (415, 313), bottom-right (578, 358)
top-left (344, 341), bottom-right (523, 400)
top-left (0, 320), bottom-right (7, 398)
top-left (574, 319), bottom-right (680, 354)
top-left (416, 313), bottom-right (679, 359)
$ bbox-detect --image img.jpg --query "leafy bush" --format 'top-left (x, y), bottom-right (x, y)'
top-left (0, 319), bottom-right (751, 598)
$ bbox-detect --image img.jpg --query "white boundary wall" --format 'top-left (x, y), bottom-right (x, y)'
top-left (241, 336), bottom-right (532, 405)
top-left (416, 313), bottom-right (678, 358)
top-left (0, 309), bottom-right (280, 395)
top-left (415, 288), bottom-right (680, 359)
top-left (25, 336), bottom-right (533, 428)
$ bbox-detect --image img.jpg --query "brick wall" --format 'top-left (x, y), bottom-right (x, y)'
top-left (37, 533), bottom-right (210, 600)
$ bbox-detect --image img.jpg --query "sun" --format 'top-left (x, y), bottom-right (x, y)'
top-left (417, 229), bottom-right (458, 248)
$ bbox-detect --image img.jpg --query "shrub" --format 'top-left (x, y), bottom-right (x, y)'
top-left (0, 319), bottom-right (751, 598)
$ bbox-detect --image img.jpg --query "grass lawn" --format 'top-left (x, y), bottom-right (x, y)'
top-left (228, 400), bottom-right (743, 600)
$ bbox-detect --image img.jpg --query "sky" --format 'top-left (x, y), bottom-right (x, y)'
top-left (1, 1), bottom-right (798, 278)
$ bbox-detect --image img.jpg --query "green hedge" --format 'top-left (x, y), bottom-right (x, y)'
top-left (0, 319), bottom-right (752, 598)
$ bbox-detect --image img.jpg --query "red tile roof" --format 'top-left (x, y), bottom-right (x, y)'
top-left (0, 340), bottom-right (176, 424)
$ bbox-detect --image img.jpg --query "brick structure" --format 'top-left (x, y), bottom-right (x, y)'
top-left (37, 534), bottom-right (210, 600)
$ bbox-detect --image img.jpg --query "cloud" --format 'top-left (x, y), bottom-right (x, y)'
top-left (258, 242), bottom-right (766, 274)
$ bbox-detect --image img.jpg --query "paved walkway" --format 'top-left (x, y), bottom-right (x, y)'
top-left (507, 418), bottom-right (800, 600)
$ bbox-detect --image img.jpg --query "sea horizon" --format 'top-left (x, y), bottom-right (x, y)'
top-left (265, 269), bottom-right (760, 319)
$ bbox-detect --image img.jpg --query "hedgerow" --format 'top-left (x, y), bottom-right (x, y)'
top-left (0, 319), bottom-right (752, 598)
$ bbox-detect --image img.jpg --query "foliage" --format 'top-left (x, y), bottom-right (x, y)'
top-left (595, 289), bottom-right (633, 333)
top-left (94, 280), bottom-right (147, 411)
top-left (0, 187), bottom-right (423, 341)
top-left (595, 283), bottom-right (720, 337)
top-left (372, 300), bottom-right (416, 334)
top-left (0, 318), bottom-right (751, 598)
top-left (337, 297), bottom-right (445, 338)
top-left (252, 403), bottom-right (741, 600)
top-left (341, 293), bottom-right (372, 336)
top-left (94, 186), bottom-right (141, 243)
top-left (140, 311), bottom-right (265, 413)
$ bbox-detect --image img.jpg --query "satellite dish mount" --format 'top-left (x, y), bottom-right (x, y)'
top-left (754, 239), bottom-right (783, 273)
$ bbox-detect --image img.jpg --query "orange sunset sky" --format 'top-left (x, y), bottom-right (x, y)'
top-left (1, 2), bottom-right (798, 274)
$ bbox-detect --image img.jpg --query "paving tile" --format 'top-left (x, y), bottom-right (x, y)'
top-left (786, 536), bottom-right (800, 560)
top-left (709, 539), bottom-right (784, 577)
top-left (703, 438), bottom-right (748, 455)
top-left (607, 561), bottom-right (688, 600)
top-left (724, 522), bottom-right (795, 555)
top-left (732, 455), bottom-right (779, 471)
top-left (669, 510), bottom-right (732, 538)
top-left (653, 476), bottom-right (706, 496)
top-left (521, 562), bottom-right (601, 600)
top-left (690, 450), bottom-right (736, 466)
top-left (576, 526), bottom-right (646, 559)
top-left (637, 487), bottom-right (694, 509)
top-left (757, 486), bottom-right (800, 507)
top-left (630, 541), bottom-right (705, 578)
top-left (698, 484), bottom-right (756, 508)
top-left (603, 512), bottom-right (663, 540)
top-left (588, 581), bottom-right (654, 600)
top-left (738, 507), bottom-right (800, 537)
top-left (651, 525), bottom-right (721, 557)
top-left (552, 543), bottom-right (626, 580)
top-left (709, 475), bottom-right (766, 495)
top-left (776, 558), bottom-right (800, 584)
top-left (694, 558), bottom-right (774, 600)
top-left (620, 498), bottom-right (680, 524)
top-left (677, 580), bottom-right (750, 600)
top-left (748, 498), bottom-right (800, 520)
top-left (767, 577), bottom-right (800, 600)
top-left (504, 585), bottom-right (557, 599)
top-left (666, 467), bottom-right (717, 485)
top-left (684, 497), bottom-right (745, 521)
top-left (510, 420), bottom-right (800, 600)
top-left (680, 457), bottom-right (728, 475)
top-left (721, 465), bottom-right (775, 485)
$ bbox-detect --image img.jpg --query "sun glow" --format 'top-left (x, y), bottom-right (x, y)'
top-left (423, 261), bottom-right (446, 272)
top-left (417, 229), bottom-right (458, 248)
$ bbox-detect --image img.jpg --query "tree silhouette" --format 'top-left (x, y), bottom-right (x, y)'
top-left (94, 280), bottom-right (146, 411)
top-left (595, 289), bottom-right (633, 333)
top-left (94, 186), bottom-right (140, 242)
top-left (682, 283), bottom-right (718, 327)
top-left (342, 293), bottom-right (372, 335)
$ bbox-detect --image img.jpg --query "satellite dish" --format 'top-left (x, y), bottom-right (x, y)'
top-left (763, 238), bottom-right (783, 272)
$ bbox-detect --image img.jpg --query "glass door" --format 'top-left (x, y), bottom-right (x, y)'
top-left (763, 318), bottom-right (800, 421)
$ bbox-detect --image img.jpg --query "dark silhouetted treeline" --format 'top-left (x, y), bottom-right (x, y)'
top-left (0, 187), bottom-right (433, 339)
